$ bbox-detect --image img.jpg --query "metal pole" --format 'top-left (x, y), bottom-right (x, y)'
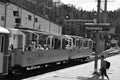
top-left (97, 0), bottom-right (101, 24)
top-left (94, 0), bottom-right (101, 74)
top-left (94, 31), bottom-right (100, 74)
top-left (104, 0), bottom-right (107, 23)
top-left (101, 0), bottom-right (107, 80)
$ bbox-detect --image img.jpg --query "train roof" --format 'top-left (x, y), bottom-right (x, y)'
top-left (8, 28), bottom-right (24, 35)
top-left (0, 26), bottom-right (10, 34)
top-left (62, 35), bottom-right (83, 39)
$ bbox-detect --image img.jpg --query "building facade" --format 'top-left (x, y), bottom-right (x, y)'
top-left (0, 1), bottom-right (6, 27)
top-left (0, 1), bottom-right (62, 35)
top-left (0, 0), bottom-right (62, 51)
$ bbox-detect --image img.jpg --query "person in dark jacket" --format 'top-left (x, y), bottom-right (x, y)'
top-left (100, 55), bottom-right (109, 80)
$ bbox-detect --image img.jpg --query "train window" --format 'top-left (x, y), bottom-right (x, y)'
top-left (83, 40), bottom-right (88, 48)
top-left (76, 40), bottom-right (79, 48)
top-left (54, 38), bottom-right (61, 49)
top-left (1, 35), bottom-right (5, 53)
top-left (46, 37), bottom-right (50, 49)
top-left (74, 39), bottom-right (82, 49)
top-left (32, 34), bottom-right (37, 41)
top-left (46, 37), bottom-right (50, 45)
top-left (13, 35), bottom-right (15, 40)
top-left (62, 39), bottom-right (68, 49)
top-left (18, 35), bottom-right (23, 49)
top-left (51, 38), bottom-right (54, 49)
top-left (62, 39), bottom-right (72, 49)
top-left (77, 40), bottom-right (82, 48)
top-left (69, 39), bottom-right (72, 47)
top-left (38, 35), bottom-right (48, 49)
top-left (89, 41), bottom-right (93, 49)
top-left (80, 39), bottom-right (83, 48)
top-left (73, 38), bottom-right (76, 46)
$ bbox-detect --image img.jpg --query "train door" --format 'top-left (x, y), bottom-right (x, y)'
top-left (0, 35), bottom-right (5, 73)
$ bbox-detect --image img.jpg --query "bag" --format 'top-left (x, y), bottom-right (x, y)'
top-left (105, 60), bottom-right (111, 69)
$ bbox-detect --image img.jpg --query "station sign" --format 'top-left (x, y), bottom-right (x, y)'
top-left (84, 23), bottom-right (110, 31)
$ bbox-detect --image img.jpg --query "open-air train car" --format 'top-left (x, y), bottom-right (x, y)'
top-left (8, 28), bottom-right (93, 71)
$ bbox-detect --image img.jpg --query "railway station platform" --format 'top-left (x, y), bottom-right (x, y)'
top-left (23, 50), bottom-right (120, 80)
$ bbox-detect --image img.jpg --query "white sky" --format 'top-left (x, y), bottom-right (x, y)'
top-left (60, 0), bottom-right (120, 11)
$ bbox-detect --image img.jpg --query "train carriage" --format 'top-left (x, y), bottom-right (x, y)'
top-left (0, 27), bottom-right (94, 75)
top-left (0, 26), bottom-right (10, 76)
top-left (0, 26), bottom-right (115, 77)
top-left (7, 28), bottom-right (93, 72)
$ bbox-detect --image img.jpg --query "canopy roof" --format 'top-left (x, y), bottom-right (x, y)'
top-left (0, 26), bottom-right (10, 34)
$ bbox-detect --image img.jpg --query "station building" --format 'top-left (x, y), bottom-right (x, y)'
top-left (0, 0), bottom-right (62, 50)
top-left (0, 0), bottom-right (6, 27)
top-left (0, 0), bottom-right (62, 34)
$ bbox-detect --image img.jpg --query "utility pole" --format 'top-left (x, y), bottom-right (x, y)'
top-left (94, 0), bottom-right (101, 74)
top-left (104, 0), bottom-right (107, 23)
top-left (101, 0), bottom-right (108, 80)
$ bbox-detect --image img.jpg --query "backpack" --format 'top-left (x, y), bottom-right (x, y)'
top-left (105, 60), bottom-right (111, 69)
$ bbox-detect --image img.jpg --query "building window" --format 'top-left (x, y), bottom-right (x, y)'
top-left (28, 15), bottom-right (32, 21)
top-left (13, 11), bottom-right (19, 17)
top-left (35, 17), bottom-right (38, 22)
top-left (15, 18), bottom-right (21, 23)
top-left (1, 16), bottom-right (5, 21)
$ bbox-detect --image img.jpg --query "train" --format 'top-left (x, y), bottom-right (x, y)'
top-left (0, 26), bottom-right (94, 76)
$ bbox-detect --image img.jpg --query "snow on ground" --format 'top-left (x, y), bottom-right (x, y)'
top-left (23, 52), bottom-right (120, 80)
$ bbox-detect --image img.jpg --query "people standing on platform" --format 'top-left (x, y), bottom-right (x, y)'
top-left (100, 55), bottom-right (110, 80)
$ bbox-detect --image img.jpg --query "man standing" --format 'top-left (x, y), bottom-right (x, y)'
top-left (100, 55), bottom-right (109, 80)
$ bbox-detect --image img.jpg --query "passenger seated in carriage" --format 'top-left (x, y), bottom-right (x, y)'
top-left (28, 44), bottom-right (32, 51)
top-left (36, 44), bottom-right (44, 50)
top-left (43, 44), bottom-right (49, 50)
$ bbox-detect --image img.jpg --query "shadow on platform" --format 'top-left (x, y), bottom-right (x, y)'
top-left (53, 75), bottom-right (107, 80)
top-left (77, 76), bottom-right (107, 80)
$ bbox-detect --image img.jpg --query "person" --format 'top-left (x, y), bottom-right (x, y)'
top-left (100, 55), bottom-right (109, 80)
top-left (43, 44), bottom-right (48, 50)
top-left (9, 44), bottom-right (14, 51)
top-left (28, 44), bottom-right (32, 51)
top-left (65, 44), bottom-right (71, 49)
top-left (37, 44), bottom-right (44, 50)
